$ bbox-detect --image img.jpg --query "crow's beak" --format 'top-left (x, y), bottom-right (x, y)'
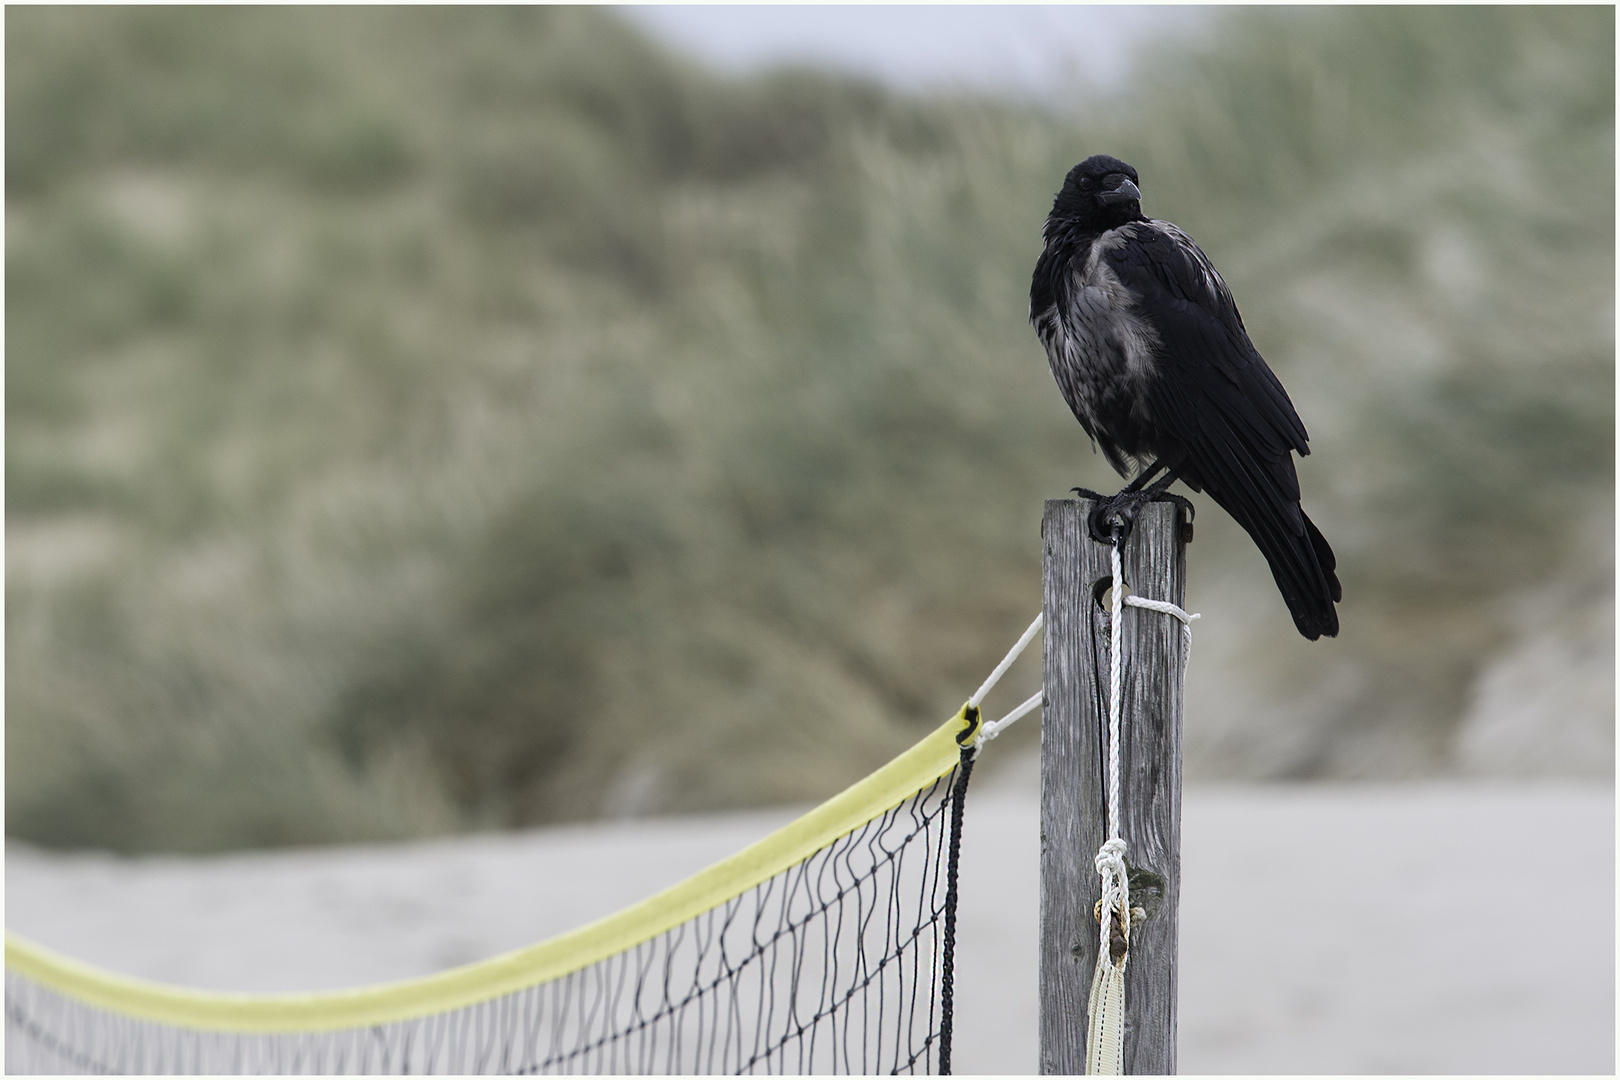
top-left (1097, 178), bottom-right (1140, 207)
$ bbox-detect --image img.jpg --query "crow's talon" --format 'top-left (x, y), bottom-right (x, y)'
top-left (1147, 491), bottom-right (1195, 520)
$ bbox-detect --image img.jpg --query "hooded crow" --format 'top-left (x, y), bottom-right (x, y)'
top-left (1030, 154), bottom-right (1341, 640)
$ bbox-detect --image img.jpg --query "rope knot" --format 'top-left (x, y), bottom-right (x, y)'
top-left (1093, 837), bottom-right (1128, 880)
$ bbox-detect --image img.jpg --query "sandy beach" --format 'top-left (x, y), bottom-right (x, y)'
top-left (7, 762), bottom-right (1612, 1074)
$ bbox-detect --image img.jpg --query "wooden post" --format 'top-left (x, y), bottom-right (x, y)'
top-left (1040, 497), bottom-right (1189, 1074)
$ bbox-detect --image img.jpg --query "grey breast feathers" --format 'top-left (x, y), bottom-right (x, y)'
top-left (1039, 225), bottom-right (1162, 456)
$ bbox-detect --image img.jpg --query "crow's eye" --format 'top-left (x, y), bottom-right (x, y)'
top-left (1078, 177), bottom-right (1094, 191)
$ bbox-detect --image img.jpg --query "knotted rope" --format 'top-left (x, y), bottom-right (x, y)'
top-left (1086, 532), bottom-right (1198, 1075)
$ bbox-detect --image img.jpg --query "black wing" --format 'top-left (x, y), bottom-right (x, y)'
top-left (1102, 221), bottom-right (1341, 638)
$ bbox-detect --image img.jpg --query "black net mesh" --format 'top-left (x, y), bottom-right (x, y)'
top-left (6, 759), bottom-right (972, 1075)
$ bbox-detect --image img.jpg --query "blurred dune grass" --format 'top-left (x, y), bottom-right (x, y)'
top-left (6, 6), bottom-right (1612, 853)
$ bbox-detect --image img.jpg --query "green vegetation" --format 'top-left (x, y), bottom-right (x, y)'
top-left (7, 6), bottom-right (1612, 852)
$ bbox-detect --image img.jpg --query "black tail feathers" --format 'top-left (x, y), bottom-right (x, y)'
top-left (1305, 513), bottom-right (1342, 604)
top-left (1272, 509), bottom-right (1340, 640)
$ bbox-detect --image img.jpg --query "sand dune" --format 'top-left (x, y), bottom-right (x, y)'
top-left (7, 764), bottom-right (1612, 1073)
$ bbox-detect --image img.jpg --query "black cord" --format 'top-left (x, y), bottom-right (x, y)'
top-left (937, 708), bottom-right (980, 1076)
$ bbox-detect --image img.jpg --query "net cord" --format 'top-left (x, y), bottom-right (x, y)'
top-left (935, 713), bottom-right (983, 1076)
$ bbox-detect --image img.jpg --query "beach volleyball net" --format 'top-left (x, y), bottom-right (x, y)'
top-left (6, 675), bottom-right (1035, 1075)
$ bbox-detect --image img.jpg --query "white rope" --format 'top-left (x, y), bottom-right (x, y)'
top-left (1086, 539), bottom-right (1199, 1075)
top-left (972, 690), bottom-right (1043, 750)
top-left (969, 613), bottom-right (1043, 709)
top-left (962, 587), bottom-right (1198, 758)
top-left (1124, 594), bottom-right (1198, 690)
top-left (1123, 593), bottom-right (1199, 624)
top-left (963, 613), bottom-right (1044, 753)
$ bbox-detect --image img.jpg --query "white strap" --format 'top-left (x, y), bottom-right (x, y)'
top-left (1085, 921), bottom-right (1128, 1075)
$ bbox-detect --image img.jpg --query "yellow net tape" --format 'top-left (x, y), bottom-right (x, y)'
top-left (6, 705), bottom-right (978, 1034)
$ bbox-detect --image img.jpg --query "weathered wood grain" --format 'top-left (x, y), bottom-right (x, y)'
top-left (1040, 498), bottom-right (1188, 1074)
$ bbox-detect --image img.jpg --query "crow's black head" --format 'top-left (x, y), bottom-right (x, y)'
top-left (1049, 154), bottom-right (1143, 231)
